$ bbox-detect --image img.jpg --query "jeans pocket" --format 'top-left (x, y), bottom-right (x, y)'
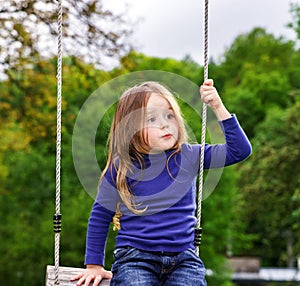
top-left (113, 247), bottom-right (136, 261)
top-left (111, 247), bottom-right (139, 275)
top-left (186, 248), bottom-right (205, 265)
top-left (113, 248), bottom-right (128, 260)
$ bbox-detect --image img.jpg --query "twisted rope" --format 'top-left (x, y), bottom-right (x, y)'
top-left (54, 0), bottom-right (63, 284)
top-left (196, 0), bottom-right (209, 256)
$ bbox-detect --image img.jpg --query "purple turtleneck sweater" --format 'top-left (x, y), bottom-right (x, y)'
top-left (85, 115), bottom-right (252, 266)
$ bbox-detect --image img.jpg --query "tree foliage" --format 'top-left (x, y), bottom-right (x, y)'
top-left (238, 102), bottom-right (300, 266)
top-left (0, 0), bottom-right (133, 76)
top-left (219, 27), bottom-right (296, 137)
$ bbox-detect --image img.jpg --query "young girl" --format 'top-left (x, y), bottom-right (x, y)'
top-left (72, 79), bottom-right (252, 286)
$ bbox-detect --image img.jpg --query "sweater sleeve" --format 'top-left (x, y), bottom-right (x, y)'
top-left (204, 114), bottom-right (252, 168)
top-left (84, 172), bottom-right (118, 266)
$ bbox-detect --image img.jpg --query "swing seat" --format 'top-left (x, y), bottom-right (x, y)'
top-left (45, 265), bottom-right (110, 286)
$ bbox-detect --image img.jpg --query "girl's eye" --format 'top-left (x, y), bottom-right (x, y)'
top-left (148, 117), bottom-right (156, 123)
top-left (167, 113), bottom-right (175, 119)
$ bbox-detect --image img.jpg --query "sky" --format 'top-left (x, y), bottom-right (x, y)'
top-left (104, 0), bottom-right (298, 65)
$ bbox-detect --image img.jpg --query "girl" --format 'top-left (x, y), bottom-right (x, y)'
top-left (72, 79), bottom-right (252, 286)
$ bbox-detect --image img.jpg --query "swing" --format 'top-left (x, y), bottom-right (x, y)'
top-left (45, 0), bottom-right (210, 284)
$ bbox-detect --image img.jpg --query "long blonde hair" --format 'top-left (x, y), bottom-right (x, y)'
top-left (101, 81), bottom-right (188, 214)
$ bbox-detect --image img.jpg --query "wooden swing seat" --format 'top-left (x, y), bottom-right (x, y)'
top-left (45, 265), bottom-right (110, 286)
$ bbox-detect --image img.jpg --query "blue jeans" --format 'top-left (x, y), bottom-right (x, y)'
top-left (110, 247), bottom-right (207, 286)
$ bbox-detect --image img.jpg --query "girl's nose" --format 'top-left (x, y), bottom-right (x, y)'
top-left (160, 118), bottom-right (169, 129)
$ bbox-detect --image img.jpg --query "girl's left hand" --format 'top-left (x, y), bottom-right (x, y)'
top-left (200, 79), bottom-right (223, 110)
top-left (200, 79), bottom-right (231, 121)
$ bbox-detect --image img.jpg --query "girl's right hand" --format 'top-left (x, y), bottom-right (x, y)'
top-left (70, 265), bottom-right (113, 286)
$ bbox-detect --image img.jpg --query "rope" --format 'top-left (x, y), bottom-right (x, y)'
top-left (54, 0), bottom-right (63, 284)
top-left (195, 0), bottom-right (209, 256)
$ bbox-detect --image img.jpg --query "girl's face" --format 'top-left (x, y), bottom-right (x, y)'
top-left (144, 93), bottom-right (179, 153)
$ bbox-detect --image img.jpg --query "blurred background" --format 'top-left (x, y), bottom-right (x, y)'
top-left (1, 0), bottom-right (300, 285)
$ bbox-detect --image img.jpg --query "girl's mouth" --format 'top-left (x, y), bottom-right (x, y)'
top-left (162, 134), bottom-right (172, 139)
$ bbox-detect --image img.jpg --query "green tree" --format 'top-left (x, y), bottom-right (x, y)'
top-left (0, 145), bottom-right (55, 284)
top-left (0, 57), bottom-right (113, 284)
top-left (238, 102), bottom-right (300, 266)
top-left (118, 51), bottom-right (203, 84)
top-left (220, 28), bottom-right (294, 84)
top-left (202, 166), bottom-right (255, 285)
top-left (219, 28), bottom-right (295, 137)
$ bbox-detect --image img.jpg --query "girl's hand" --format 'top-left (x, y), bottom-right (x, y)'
top-left (70, 265), bottom-right (112, 286)
top-left (200, 79), bottom-right (222, 110)
top-left (200, 79), bottom-right (231, 121)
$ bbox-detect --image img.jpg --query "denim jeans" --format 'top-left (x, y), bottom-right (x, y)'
top-left (110, 247), bottom-right (207, 286)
